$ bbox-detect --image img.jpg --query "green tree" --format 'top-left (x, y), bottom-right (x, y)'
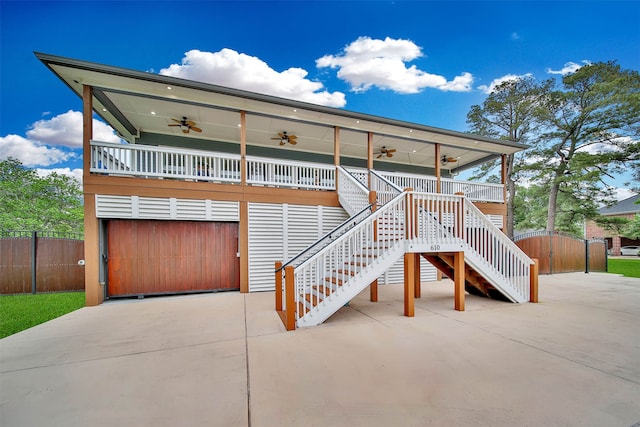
top-left (466, 76), bottom-right (547, 237)
top-left (530, 61), bottom-right (640, 231)
top-left (0, 158), bottom-right (84, 233)
top-left (623, 213), bottom-right (640, 240)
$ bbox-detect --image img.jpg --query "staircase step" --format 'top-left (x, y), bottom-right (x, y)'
top-left (312, 285), bottom-right (334, 296)
top-left (334, 269), bottom-right (356, 276)
top-left (325, 277), bottom-right (345, 285)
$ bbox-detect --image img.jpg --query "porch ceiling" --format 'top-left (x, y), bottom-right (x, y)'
top-left (37, 52), bottom-right (527, 173)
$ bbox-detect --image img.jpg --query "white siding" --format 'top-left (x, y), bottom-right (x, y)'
top-left (95, 195), bottom-right (239, 221)
top-left (248, 203), bottom-right (348, 292)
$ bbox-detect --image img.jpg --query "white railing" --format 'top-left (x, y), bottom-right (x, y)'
top-left (369, 170), bottom-right (403, 206)
top-left (337, 167), bottom-right (371, 216)
top-left (246, 156), bottom-right (335, 190)
top-left (90, 141), bottom-right (241, 183)
top-left (408, 192), bottom-right (532, 302)
top-left (284, 192), bottom-right (408, 327)
top-left (379, 171), bottom-right (438, 193)
top-left (380, 171), bottom-right (504, 203)
top-left (441, 177), bottom-right (504, 203)
top-left (90, 140), bottom-right (504, 203)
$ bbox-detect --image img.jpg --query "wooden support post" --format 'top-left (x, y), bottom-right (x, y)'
top-left (284, 265), bottom-right (296, 331)
top-left (239, 201), bottom-right (249, 293)
top-left (404, 189), bottom-right (414, 239)
top-left (275, 261), bottom-right (283, 311)
top-left (240, 111), bottom-right (247, 185)
top-left (530, 258), bottom-right (539, 303)
top-left (367, 132), bottom-right (374, 171)
top-left (454, 251), bottom-right (465, 311)
top-left (334, 126), bottom-right (340, 166)
top-left (435, 143), bottom-right (441, 193)
top-left (369, 190), bottom-right (378, 302)
top-left (404, 253), bottom-right (415, 317)
top-left (414, 252), bottom-right (421, 298)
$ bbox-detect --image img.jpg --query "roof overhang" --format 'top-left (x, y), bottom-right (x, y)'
top-left (36, 52), bottom-right (527, 173)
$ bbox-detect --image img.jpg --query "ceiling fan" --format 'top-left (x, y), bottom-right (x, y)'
top-left (376, 146), bottom-right (396, 158)
top-left (168, 116), bottom-right (202, 134)
top-left (271, 131), bottom-right (297, 145)
top-left (441, 155), bottom-right (459, 165)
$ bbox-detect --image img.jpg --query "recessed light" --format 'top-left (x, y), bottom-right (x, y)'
top-left (412, 150), bottom-right (417, 153)
top-left (167, 86), bottom-right (172, 90)
top-left (237, 124), bottom-right (242, 127)
top-left (150, 111), bottom-right (156, 115)
top-left (293, 109), bottom-right (297, 112)
top-left (102, 108), bottom-right (107, 112)
top-left (409, 130), bottom-right (413, 133)
top-left (356, 120), bottom-right (360, 124)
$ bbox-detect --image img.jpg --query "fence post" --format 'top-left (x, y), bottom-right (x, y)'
top-left (31, 231), bottom-right (37, 294)
top-left (584, 240), bottom-right (590, 274)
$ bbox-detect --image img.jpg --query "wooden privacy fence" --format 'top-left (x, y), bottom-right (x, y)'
top-left (514, 231), bottom-right (607, 274)
top-left (0, 231), bottom-right (85, 294)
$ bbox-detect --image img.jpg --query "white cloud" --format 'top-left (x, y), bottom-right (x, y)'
top-left (612, 187), bottom-right (636, 201)
top-left (477, 73), bottom-right (533, 94)
top-left (0, 134), bottom-right (72, 166)
top-left (511, 32), bottom-right (520, 40)
top-left (36, 167), bottom-right (83, 184)
top-left (546, 60), bottom-right (591, 76)
top-left (160, 49), bottom-right (346, 107)
top-left (1, 111), bottom-right (120, 167)
top-left (27, 110), bottom-right (120, 148)
top-left (316, 36), bottom-right (474, 93)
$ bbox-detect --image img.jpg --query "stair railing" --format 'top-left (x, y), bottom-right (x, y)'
top-left (277, 203), bottom-right (375, 271)
top-left (461, 201), bottom-right (533, 300)
top-left (408, 192), bottom-right (532, 301)
top-left (278, 191), bottom-right (408, 329)
top-left (369, 169), bottom-right (403, 205)
top-left (337, 166), bottom-right (371, 216)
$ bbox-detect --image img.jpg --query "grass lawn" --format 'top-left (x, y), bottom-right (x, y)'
top-left (0, 292), bottom-right (85, 339)
top-left (607, 258), bottom-right (640, 278)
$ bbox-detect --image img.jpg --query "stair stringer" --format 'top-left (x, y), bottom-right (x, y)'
top-left (296, 242), bottom-right (405, 328)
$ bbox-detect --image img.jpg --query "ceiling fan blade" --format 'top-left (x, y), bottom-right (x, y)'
top-left (278, 132), bottom-right (286, 138)
top-left (190, 126), bottom-right (202, 133)
top-left (288, 135), bottom-right (297, 140)
top-left (388, 149), bottom-right (397, 153)
top-left (185, 120), bottom-right (197, 126)
top-left (168, 124), bottom-right (181, 127)
top-left (279, 141), bottom-right (286, 146)
top-left (271, 137), bottom-right (282, 140)
top-left (376, 153), bottom-right (383, 158)
top-left (289, 140), bottom-right (297, 145)
top-left (171, 118), bottom-right (182, 124)
top-left (182, 128), bottom-right (189, 134)
top-left (387, 153), bottom-right (394, 158)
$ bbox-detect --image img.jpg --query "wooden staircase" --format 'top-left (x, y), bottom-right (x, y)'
top-left (422, 254), bottom-right (510, 302)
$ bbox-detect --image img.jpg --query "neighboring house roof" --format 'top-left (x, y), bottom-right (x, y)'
top-left (599, 194), bottom-right (640, 216)
top-left (36, 52), bottom-right (528, 173)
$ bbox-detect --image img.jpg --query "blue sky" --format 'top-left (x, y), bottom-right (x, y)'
top-left (1, 1), bottom-right (639, 197)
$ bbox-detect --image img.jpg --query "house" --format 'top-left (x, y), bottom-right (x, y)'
top-left (37, 52), bottom-right (537, 329)
top-left (586, 194), bottom-right (640, 255)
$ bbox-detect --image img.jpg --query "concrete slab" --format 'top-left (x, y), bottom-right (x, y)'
top-left (2, 273), bottom-right (639, 426)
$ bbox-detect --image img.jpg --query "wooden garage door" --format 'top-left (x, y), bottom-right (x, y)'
top-left (107, 220), bottom-right (239, 297)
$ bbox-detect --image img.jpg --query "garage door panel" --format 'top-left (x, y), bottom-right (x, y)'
top-left (107, 220), bottom-right (239, 297)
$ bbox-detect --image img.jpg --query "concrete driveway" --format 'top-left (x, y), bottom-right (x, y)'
top-left (1, 272), bottom-right (639, 426)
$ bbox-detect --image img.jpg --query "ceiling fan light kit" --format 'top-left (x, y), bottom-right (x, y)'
top-left (271, 131), bottom-right (297, 146)
top-left (168, 116), bottom-right (202, 134)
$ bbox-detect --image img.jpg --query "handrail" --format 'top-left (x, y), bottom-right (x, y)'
top-left (90, 140), bottom-right (241, 182)
top-left (281, 191), bottom-right (408, 327)
top-left (337, 166), bottom-right (371, 216)
top-left (276, 203), bottom-right (375, 272)
top-left (369, 169), bottom-right (403, 205)
top-left (246, 155), bottom-right (335, 190)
